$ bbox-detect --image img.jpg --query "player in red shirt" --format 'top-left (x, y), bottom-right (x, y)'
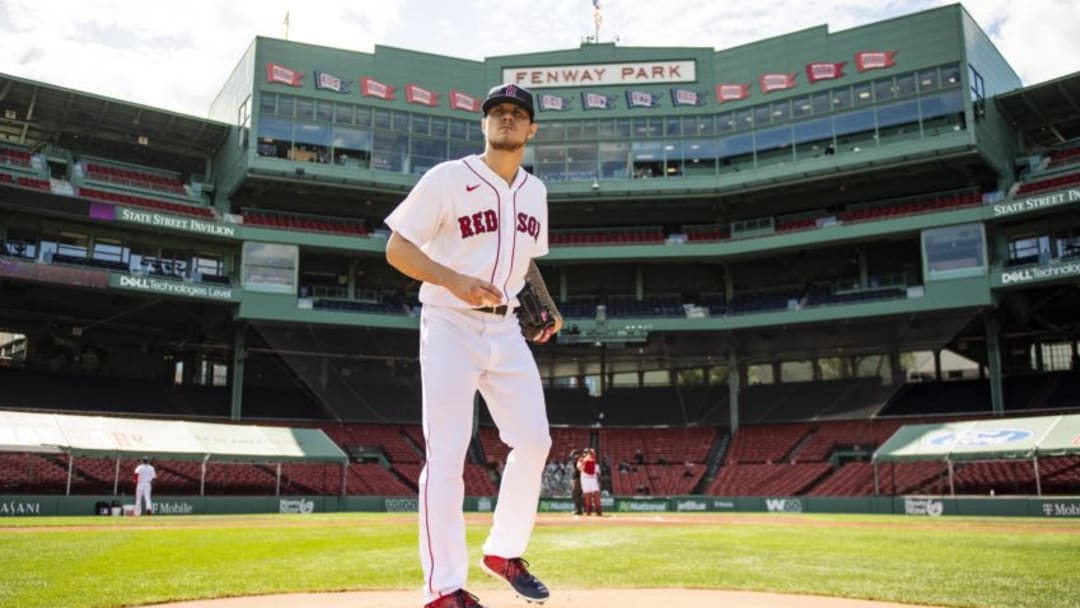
top-left (578, 449), bottom-right (602, 516)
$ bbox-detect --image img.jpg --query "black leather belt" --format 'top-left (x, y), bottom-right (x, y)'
top-left (473, 305), bottom-right (509, 315)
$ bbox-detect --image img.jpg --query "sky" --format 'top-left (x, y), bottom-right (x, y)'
top-left (0, 0), bottom-right (1077, 118)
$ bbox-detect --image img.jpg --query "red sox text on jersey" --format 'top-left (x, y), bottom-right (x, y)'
top-left (457, 209), bottom-right (541, 242)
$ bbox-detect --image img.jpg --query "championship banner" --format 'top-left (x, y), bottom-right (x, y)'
top-left (405, 84), bottom-right (440, 107)
top-left (626, 89), bottom-right (663, 108)
top-left (313, 70), bottom-right (350, 93)
top-left (759, 72), bottom-right (797, 94)
top-left (265, 63), bottom-right (303, 87)
top-left (360, 77), bottom-right (396, 100)
top-left (806, 61), bottom-right (846, 84)
top-left (715, 83), bottom-right (750, 103)
top-left (581, 91), bottom-right (617, 110)
top-left (855, 50), bottom-right (897, 72)
top-left (670, 87), bottom-right (708, 107)
top-left (538, 94), bottom-right (573, 112)
top-left (449, 90), bottom-right (480, 112)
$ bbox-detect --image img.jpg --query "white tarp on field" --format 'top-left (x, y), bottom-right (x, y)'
top-left (871, 413), bottom-right (1080, 496)
top-left (0, 410), bottom-right (346, 462)
top-left (873, 414), bottom-right (1080, 463)
top-left (0, 410), bottom-right (68, 453)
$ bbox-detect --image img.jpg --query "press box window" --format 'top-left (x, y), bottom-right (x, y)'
top-left (241, 242), bottom-right (298, 294)
top-left (969, 65), bottom-right (986, 120)
top-left (237, 95), bottom-right (251, 148)
top-left (922, 223), bottom-right (987, 281)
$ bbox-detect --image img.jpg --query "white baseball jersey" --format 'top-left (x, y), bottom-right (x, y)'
top-left (134, 463), bottom-right (156, 516)
top-left (385, 154), bottom-right (548, 307)
top-left (134, 463), bottom-right (156, 484)
top-left (581, 463), bottom-right (601, 494)
top-left (386, 154), bottom-right (553, 604)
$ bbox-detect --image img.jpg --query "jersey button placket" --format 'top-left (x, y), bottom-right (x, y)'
top-left (497, 180), bottom-right (516, 303)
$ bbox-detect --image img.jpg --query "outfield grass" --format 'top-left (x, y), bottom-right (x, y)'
top-left (0, 512), bottom-right (1077, 608)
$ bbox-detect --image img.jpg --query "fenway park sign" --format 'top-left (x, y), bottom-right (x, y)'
top-left (505, 61), bottom-right (696, 88)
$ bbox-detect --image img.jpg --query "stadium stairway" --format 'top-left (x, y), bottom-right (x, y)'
top-left (695, 432), bottom-right (731, 494)
top-left (783, 431), bottom-right (819, 463)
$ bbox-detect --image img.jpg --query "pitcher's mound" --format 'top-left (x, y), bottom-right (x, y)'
top-left (147, 588), bottom-right (944, 607)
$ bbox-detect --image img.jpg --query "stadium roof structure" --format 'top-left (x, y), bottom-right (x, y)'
top-left (995, 71), bottom-right (1080, 148)
top-left (872, 414), bottom-right (1080, 495)
top-left (0, 72), bottom-right (229, 175)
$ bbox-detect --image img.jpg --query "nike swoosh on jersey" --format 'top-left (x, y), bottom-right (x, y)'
top-left (466, 183), bottom-right (481, 192)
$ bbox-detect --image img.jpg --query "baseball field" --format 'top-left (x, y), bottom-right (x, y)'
top-left (0, 512), bottom-right (1077, 608)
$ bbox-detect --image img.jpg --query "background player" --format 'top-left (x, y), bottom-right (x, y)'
top-left (384, 83), bottom-right (562, 608)
top-left (570, 449), bottom-right (585, 516)
top-left (578, 449), bottom-right (602, 516)
top-left (133, 456), bottom-right (155, 516)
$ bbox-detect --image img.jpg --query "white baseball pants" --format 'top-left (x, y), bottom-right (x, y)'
top-left (135, 482), bottom-right (153, 515)
top-left (417, 305), bottom-right (551, 603)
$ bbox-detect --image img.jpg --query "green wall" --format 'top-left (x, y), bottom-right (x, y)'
top-left (3, 494), bottom-right (1077, 517)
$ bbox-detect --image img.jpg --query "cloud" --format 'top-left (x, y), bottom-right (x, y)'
top-left (959, 0), bottom-right (1080, 84)
top-left (390, 0), bottom-right (1076, 87)
top-left (0, 0), bottom-right (403, 116)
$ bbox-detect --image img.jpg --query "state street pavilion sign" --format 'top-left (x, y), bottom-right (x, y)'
top-left (504, 60), bottom-right (696, 89)
top-left (115, 207), bottom-right (237, 239)
top-left (989, 188), bottom-right (1080, 219)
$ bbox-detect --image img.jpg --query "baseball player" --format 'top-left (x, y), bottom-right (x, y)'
top-left (133, 457), bottom-right (155, 516)
top-left (570, 450), bottom-right (585, 516)
top-left (384, 83), bottom-right (562, 608)
top-left (579, 449), bottom-right (602, 516)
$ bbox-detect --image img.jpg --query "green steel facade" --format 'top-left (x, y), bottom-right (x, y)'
top-left (210, 5), bottom-right (1019, 197)
top-left (195, 4), bottom-right (1044, 330)
top-left (3, 4), bottom-right (1078, 402)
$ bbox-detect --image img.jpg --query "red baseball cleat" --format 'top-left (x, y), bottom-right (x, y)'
top-left (480, 555), bottom-right (550, 603)
top-left (424, 589), bottom-right (485, 608)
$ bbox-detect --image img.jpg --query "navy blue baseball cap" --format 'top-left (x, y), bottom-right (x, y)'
top-left (482, 83), bottom-right (535, 121)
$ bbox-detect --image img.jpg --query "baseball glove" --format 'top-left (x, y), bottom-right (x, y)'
top-left (516, 281), bottom-right (557, 343)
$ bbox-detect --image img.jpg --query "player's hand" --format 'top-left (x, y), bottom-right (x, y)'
top-left (533, 315), bottom-right (562, 344)
top-left (449, 274), bottom-right (503, 308)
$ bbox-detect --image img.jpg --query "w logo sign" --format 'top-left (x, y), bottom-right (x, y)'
top-left (765, 498), bottom-right (803, 513)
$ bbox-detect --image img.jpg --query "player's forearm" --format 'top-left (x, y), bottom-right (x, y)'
top-left (385, 231), bottom-right (459, 288)
top-left (524, 261), bottom-right (562, 322)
